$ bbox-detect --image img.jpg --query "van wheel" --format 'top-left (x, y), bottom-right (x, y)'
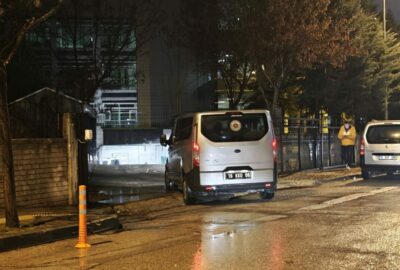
top-left (361, 169), bottom-right (371, 179)
top-left (183, 180), bottom-right (196, 205)
top-left (164, 170), bottom-right (174, 192)
top-left (260, 191), bottom-right (275, 200)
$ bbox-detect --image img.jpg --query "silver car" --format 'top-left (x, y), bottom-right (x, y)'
top-left (160, 110), bottom-right (277, 204)
top-left (360, 120), bottom-right (400, 179)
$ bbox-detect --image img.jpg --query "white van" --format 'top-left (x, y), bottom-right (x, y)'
top-left (160, 110), bottom-right (277, 204)
top-left (360, 120), bottom-right (400, 179)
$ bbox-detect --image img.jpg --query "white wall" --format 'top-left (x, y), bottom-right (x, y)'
top-left (98, 144), bottom-right (168, 165)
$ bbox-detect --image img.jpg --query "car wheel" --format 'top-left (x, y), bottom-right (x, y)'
top-left (361, 169), bottom-right (371, 179)
top-left (260, 190), bottom-right (275, 200)
top-left (183, 179), bottom-right (196, 205)
top-left (164, 170), bottom-right (174, 192)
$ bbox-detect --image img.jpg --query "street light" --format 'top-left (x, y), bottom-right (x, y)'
top-left (383, 0), bottom-right (388, 119)
top-left (383, 0), bottom-right (386, 41)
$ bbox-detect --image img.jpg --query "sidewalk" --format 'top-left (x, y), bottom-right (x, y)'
top-left (278, 166), bottom-right (361, 189)
top-left (0, 206), bottom-right (120, 252)
top-left (0, 166), bottom-right (360, 252)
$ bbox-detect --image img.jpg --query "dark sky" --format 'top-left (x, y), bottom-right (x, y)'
top-left (375, 0), bottom-right (400, 21)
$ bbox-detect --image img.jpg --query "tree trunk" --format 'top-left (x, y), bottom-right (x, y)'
top-left (232, 85), bottom-right (245, 109)
top-left (271, 83), bottom-right (281, 118)
top-left (256, 69), bottom-right (271, 110)
top-left (0, 64), bottom-right (20, 227)
top-left (384, 87), bottom-right (389, 120)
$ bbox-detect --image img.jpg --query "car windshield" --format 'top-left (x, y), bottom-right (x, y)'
top-left (366, 125), bottom-right (400, 144)
top-left (201, 113), bottom-right (268, 142)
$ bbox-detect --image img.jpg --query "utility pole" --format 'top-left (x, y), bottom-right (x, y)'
top-left (383, 0), bottom-right (388, 120)
top-left (383, 0), bottom-right (387, 41)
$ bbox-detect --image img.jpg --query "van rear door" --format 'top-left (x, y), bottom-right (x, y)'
top-left (199, 112), bottom-right (274, 172)
top-left (365, 124), bottom-right (400, 165)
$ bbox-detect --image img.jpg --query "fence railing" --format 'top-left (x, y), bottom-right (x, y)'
top-left (102, 120), bottom-right (137, 128)
top-left (93, 116), bottom-right (360, 173)
top-left (274, 117), bottom-right (358, 173)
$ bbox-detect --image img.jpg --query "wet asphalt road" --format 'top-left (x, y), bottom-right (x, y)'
top-left (1, 174), bottom-right (400, 269)
top-left (87, 172), bottom-right (165, 205)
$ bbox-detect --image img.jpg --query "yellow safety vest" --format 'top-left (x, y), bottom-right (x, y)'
top-left (337, 125), bottom-right (357, 146)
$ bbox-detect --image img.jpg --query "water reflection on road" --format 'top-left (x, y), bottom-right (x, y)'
top-left (88, 186), bottom-right (165, 205)
top-left (87, 169), bottom-right (165, 205)
top-left (192, 211), bottom-right (288, 270)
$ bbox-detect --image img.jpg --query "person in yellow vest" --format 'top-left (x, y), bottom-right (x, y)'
top-left (338, 121), bottom-right (357, 169)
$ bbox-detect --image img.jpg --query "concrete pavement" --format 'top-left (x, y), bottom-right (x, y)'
top-left (0, 166), bottom-right (360, 252)
top-left (0, 206), bottom-right (120, 252)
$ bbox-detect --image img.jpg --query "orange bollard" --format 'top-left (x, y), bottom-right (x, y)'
top-left (75, 185), bottom-right (91, 248)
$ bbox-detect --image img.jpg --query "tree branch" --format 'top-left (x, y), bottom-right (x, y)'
top-left (3, 0), bottom-right (64, 65)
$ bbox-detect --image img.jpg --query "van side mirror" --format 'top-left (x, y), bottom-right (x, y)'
top-left (160, 134), bottom-right (169, 146)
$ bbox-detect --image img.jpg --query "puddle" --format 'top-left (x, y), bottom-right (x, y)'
top-left (88, 186), bottom-right (165, 205)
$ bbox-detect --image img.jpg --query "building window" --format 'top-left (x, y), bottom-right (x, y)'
top-left (26, 27), bottom-right (49, 46)
top-left (103, 64), bottom-right (136, 89)
top-left (77, 29), bottom-right (93, 48)
top-left (56, 22), bottom-right (93, 49)
top-left (101, 25), bottom-right (135, 50)
top-left (129, 110), bottom-right (137, 121)
top-left (56, 25), bottom-right (73, 48)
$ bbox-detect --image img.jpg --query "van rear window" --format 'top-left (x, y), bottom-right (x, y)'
top-left (366, 125), bottom-right (400, 144)
top-left (201, 113), bottom-right (268, 142)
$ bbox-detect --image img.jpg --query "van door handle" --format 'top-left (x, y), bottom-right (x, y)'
top-left (234, 149), bottom-right (241, 153)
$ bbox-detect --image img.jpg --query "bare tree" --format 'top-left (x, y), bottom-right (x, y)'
top-left (177, 0), bottom-right (360, 114)
top-left (46, 0), bottom-right (164, 103)
top-left (251, 0), bottom-right (360, 116)
top-left (29, 0), bottom-right (163, 184)
top-left (176, 0), bottom-right (256, 109)
top-left (0, 0), bottom-right (63, 227)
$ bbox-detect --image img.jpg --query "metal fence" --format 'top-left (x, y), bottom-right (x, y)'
top-left (274, 117), bottom-right (358, 173)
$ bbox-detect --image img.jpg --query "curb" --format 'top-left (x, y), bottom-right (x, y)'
top-left (278, 173), bottom-right (361, 190)
top-left (0, 215), bottom-right (121, 252)
top-left (324, 174), bottom-right (361, 183)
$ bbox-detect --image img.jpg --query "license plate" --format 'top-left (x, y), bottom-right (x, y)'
top-left (379, 156), bottom-right (397, 160)
top-left (225, 171), bottom-right (252, 180)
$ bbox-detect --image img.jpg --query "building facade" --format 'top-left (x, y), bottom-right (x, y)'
top-left (13, 0), bottom-right (213, 164)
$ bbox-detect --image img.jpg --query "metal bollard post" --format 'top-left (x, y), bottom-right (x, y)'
top-left (75, 185), bottom-right (91, 248)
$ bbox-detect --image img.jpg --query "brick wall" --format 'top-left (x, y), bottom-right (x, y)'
top-left (0, 138), bottom-right (68, 208)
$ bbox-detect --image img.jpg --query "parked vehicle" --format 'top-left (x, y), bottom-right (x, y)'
top-left (360, 120), bottom-right (400, 179)
top-left (160, 110), bottom-right (278, 204)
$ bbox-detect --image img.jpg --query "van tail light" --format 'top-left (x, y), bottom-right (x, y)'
top-left (193, 142), bottom-right (200, 167)
top-left (205, 186), bottom-right (215, 192)
top-left (272, 138), bottom-right (278, 161)
top-left (360, 138), bottom-right (365, 156)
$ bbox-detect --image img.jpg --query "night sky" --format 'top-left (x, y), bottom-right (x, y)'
top-left (375, 0), bottom-right (400, 21)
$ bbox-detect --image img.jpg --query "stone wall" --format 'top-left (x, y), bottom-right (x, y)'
top-left (0, 138), bottom-right (68, 208)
